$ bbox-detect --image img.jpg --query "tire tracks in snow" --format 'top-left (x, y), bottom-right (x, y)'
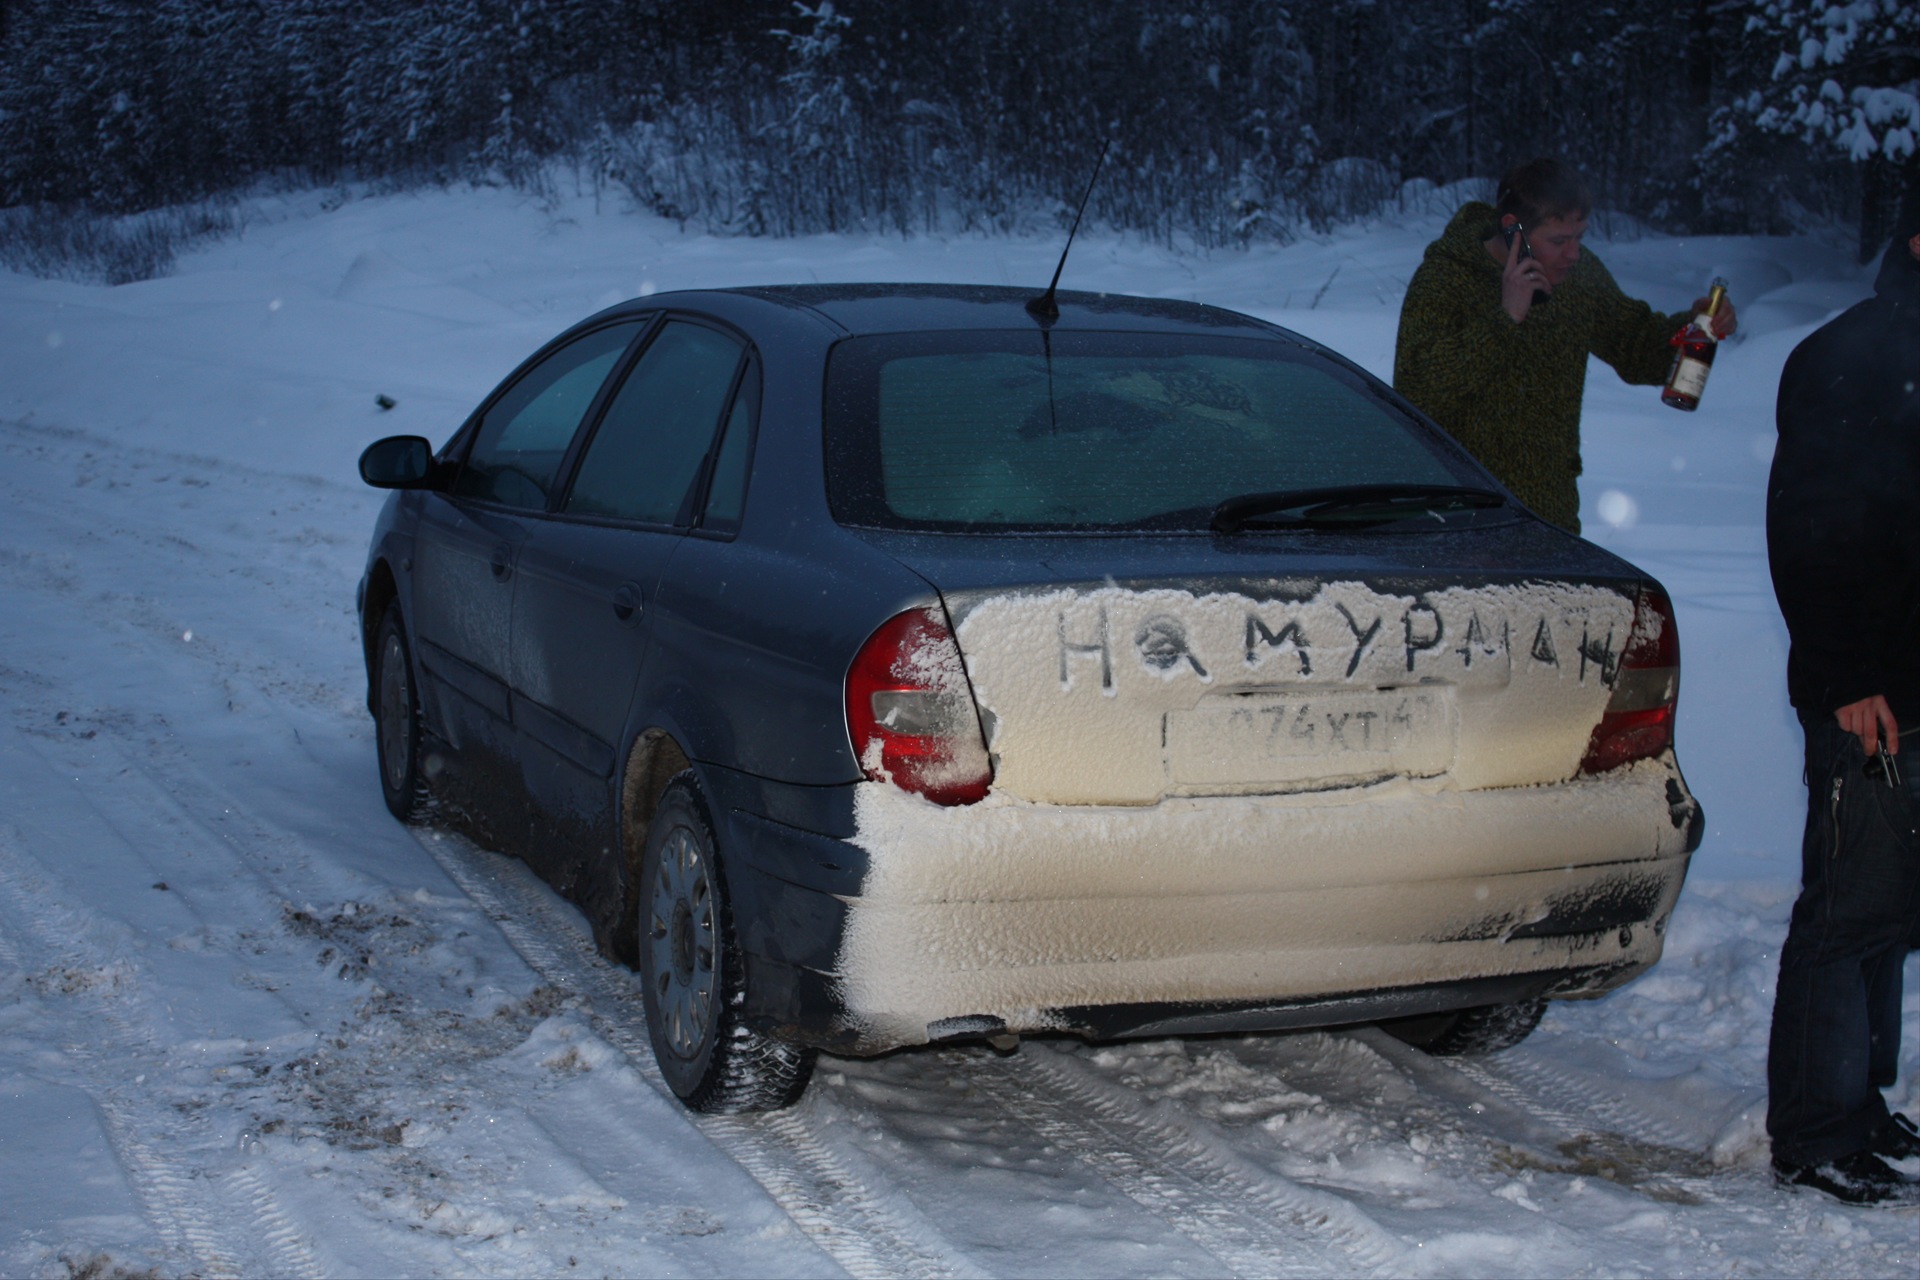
top-left (953, 1042), bottom-right (1410, 1276)
top-left (4, 418), bottom-right (941, 1275)
top-left (1457, 1051), bottom-right (1697, 1151)
top-left (0, 809), bottom-right (325, 1280)
top-left (1447, 1052), bottom-right (1720, 1190)
top-left (418, 825), bottom-right (1418, 1278)
top-left (1348, 1027), bottom-right (1719, 1198)
top-left (409, 826), bottom-right (970, 1280)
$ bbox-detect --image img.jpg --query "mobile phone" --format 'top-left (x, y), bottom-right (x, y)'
top-left (1503, 221), bottom-right (1549, 304)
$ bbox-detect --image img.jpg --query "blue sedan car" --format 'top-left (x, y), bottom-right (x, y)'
top-left (357, 284), bottom-right (1702, 1112)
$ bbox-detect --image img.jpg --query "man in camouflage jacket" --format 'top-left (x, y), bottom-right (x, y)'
top-left (1393, 159), bottom-right (1734, 533)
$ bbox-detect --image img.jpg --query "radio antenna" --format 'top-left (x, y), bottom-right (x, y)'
top-left (1027, 138), bottom-right (1112, 324)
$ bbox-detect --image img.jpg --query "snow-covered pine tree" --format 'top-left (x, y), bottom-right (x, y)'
top-left (1710, 1), bottom-right (1918, 255)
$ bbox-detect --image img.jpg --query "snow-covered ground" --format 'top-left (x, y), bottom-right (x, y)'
top-left (0, 183), bottom-right (1914, 1277)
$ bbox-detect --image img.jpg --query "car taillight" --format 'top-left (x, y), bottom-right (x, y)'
top-left (846, 607), bottom-right (993, 806)
top-left (1580, 586), bottom-right (1680, 775)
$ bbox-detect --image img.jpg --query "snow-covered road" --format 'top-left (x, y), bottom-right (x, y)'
top-left (0, 186), bottom-right (1913, 1276)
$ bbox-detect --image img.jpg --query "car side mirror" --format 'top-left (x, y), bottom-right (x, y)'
top-left (359, 435), bottom-right (436, 489)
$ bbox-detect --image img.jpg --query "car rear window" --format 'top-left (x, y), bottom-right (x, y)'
top-left (824, 331), bottom-right (1477, 531)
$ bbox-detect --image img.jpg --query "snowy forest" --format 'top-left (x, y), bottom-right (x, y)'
top-left (0, 1), bottom-right (1916, 264)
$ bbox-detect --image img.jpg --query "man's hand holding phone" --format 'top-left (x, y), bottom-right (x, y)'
top-left (1500, 222), bottom-right (1550, 322)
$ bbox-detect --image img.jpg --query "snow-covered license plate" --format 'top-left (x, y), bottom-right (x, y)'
top-left (1165, 689), bottom-right (1455, 786)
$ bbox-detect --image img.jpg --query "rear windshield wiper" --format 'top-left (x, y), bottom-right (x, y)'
top-left (1211, 484), bottom-right (1507, 533)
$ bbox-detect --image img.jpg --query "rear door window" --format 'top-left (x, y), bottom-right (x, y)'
top-left (698, 353), bottom-right (759, 534)
top-left (824, 331), bottom-right (1474, 531)
top-left (563, 320), bottom-right (746, 525)
top-left (454, 321), bottom-right (645, 509)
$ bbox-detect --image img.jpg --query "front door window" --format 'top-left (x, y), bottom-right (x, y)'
top-left (454, 321), bottom-right (645, 509)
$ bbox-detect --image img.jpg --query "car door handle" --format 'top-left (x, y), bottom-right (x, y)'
top-left (611, 583), bottom-right (643, 623)
top-left (489, 546), bottom-right (513, 580)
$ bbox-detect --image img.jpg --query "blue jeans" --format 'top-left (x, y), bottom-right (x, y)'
top-left (1767, 717), bottom-right (1920, 1165)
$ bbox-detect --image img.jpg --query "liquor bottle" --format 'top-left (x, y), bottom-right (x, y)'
top-left (1661, 278), bottom-right (1730, 412)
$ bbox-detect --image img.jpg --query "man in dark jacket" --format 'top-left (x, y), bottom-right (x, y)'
top-left (1395, 158), bottom-right (1734, 533)
top-left (1764, 213), bottom-right (1920, 1205)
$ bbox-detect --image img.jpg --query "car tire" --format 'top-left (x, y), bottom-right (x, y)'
top-left (639, 773), bottom-right (815, 1112)
top-left (373, 604), bottom-right (432, 824)
top-left (1381, 997), bottom-right (1548, 1056)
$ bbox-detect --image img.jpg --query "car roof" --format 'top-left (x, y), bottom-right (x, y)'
top-left (629, 283), bottom-right (1289, 340)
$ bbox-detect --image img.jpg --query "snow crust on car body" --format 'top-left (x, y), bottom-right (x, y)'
top-left (836, 579), bottom-right (1689, 1049)
top-left (840, 761), bottom-right (1692, 1048)
top-left (950, 579), bottom-right (1640, 804)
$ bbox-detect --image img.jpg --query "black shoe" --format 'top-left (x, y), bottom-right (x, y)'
top-left (1877, 1112), bottom-right (1920, 1161)
top-left (1774, 1149), bottom-right (1920, 1205)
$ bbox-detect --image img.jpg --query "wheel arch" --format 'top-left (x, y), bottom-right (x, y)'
top-left (612, 727), bottom-right (694, 965)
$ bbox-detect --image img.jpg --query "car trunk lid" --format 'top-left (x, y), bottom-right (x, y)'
top-left (957, 577), bottom-right (1637, 803)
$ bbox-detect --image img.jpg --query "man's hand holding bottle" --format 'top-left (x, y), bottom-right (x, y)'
top-left (1690, 294), bottom-right (1739, 338)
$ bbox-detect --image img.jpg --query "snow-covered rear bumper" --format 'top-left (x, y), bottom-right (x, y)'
top-left (837, 755), bottom-right (1699, 1050)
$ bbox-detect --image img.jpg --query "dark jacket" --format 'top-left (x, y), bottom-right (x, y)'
top-left (1393, 202), bottom-right (1686, 532)
top-left (1767, 218), bottom-right (1920, 724)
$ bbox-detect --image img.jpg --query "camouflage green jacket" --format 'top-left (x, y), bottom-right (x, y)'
top-left (1392, 202), bottom-right (1685, 533)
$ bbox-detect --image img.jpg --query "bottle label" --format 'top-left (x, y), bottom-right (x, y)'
top-left (1670, 357), bottom-right (1710, 401)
